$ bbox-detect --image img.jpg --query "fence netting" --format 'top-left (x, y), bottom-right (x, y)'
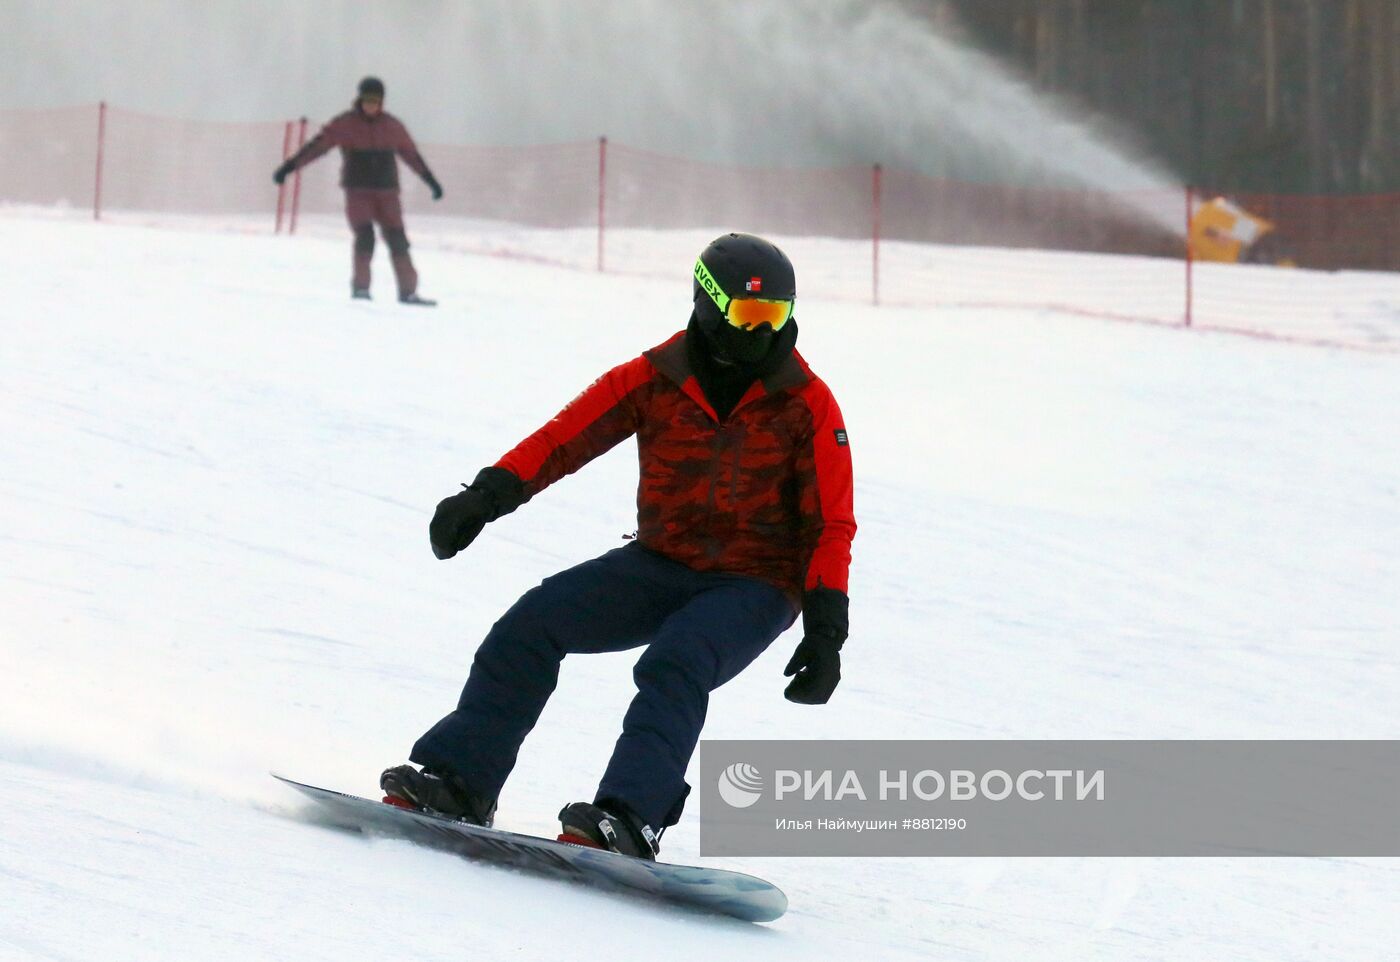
top-left (2, 104), bottom-right (1396, 350)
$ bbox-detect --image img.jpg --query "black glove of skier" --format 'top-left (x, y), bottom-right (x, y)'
top-left (783, 586), bottom-right (848, 705)
top-left (429, 467), bottom-right (525, 560)
top-left (425, 175), bottom-right (444, 201)
top-left (272, 160), bottom-right (295, 186)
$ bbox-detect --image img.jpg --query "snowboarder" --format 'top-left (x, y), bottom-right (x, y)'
top-left (272, 76), bottom-right (441, 304)
top-left (381, 233), bottom-right (856, 859)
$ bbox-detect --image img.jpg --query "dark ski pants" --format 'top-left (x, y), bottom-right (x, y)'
top-left (411, 544), bottom-right (796, 828)
top-left (345, 188), bottom-right (417, 296)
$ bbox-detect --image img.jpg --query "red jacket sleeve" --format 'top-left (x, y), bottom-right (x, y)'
top-left (391, 118), bottom-right (435, 183)
top-left (495, 355), bottom-right (653, 498)
top-left (796, 379), bottom-right (856, 594)
top-left (287, 115), bottom-right (346, 171)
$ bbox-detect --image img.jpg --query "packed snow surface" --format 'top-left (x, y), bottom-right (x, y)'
top-left (2, 212), bottom-right (1398, 960)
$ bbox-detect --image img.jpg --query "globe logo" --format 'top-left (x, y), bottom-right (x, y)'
top-left (718, 762), bottom-right (764, 808)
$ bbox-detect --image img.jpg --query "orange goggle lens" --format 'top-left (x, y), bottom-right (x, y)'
top-left (725, 297), bottom-right (794, 332)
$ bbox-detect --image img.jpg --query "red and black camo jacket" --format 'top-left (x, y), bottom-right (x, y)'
top-left (495, 330), bottom-right (856, 606)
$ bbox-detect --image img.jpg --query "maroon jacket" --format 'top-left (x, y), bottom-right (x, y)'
top-left (495, 330), bottom-right (856, 605)
top-left (287, 106), bottom-right (435, 191)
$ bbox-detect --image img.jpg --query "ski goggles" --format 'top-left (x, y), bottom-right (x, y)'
top-left (694, 258), bottom-right (794, 332)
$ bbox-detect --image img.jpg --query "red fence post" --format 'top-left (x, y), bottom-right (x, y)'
top-left (1184, 184), bottom-right (1194, 327)
top-left (872, 163), bottom-right (883, 307)
top-left (289, 117), bottom-right (308, 235)
top-left (275, 120), bottom-right (293, 234)
top-left (597, 135), bottom-right (608, 273)
top-left (93, 101), bottom-right (107, 222)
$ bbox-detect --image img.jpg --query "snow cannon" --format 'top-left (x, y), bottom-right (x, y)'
top-left (1188, 196), bottom-right (1294, 266)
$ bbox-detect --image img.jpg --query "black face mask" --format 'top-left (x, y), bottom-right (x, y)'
top-left (707, 321), bottom-right (776, 365)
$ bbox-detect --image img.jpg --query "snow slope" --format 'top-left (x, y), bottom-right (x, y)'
top-left (2, 212), bottom-right (1399, 960)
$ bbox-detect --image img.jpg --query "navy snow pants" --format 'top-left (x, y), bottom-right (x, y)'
top-left (410, 543), bottom-right (796, 828)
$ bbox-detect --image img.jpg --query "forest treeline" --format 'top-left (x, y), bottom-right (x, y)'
top-left (923, 0), bottom-right (1398, 194)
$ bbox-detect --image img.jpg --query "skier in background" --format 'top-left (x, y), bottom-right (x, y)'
top-left (273, 76), bottom-right (441, 305)
top-left (380, 233), bottom-right (856, 859)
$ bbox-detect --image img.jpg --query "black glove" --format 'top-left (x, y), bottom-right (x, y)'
top-left (426, 176), bottom-right (444, 201)
top-left (783, 586), bottom-right (849, 705)
top-left (429, 467), bottom-right (525, 560)
top-left (272, 161), bottom-right (295, 186)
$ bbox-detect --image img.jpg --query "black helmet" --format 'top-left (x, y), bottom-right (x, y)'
top-left (692, 233), bottom-right (796, 365)
top-left (693, 232), bottom-right (795, 306)
top-left (358, 76), bottom-right (386, 101)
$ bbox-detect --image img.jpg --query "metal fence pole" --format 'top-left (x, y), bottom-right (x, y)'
top-left (93, 101), bottom-right (107, 222)
top-left (597, 135), bottom-right (608, 272)
top-left (289, 117), bottom-right (308, 235)
top-left (1184, 184), bottom-right (1194, 327)
top-left (872, 163), bottom-right (883, 307)
top-left (275, 120), bottom-right (293, 234)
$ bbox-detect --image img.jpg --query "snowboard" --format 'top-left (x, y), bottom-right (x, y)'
top-left (272, 773), bottom-right (786, 923)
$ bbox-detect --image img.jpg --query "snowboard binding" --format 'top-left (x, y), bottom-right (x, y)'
top-left (557, 800), bottom-right (661, 860)
top-left (379, 764), bottom-right (497, 827)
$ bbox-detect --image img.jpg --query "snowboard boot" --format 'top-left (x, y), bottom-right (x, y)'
top-left (352, 287), bottom-right (371, 300)
top-left (398, 292), bottom-right (436, 307)
top-left (379, 764), bottom-right (496, 826)
top-left (557, 799), bottom-right (660, 860)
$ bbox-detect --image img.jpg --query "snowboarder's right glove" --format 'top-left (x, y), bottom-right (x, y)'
top-left (429, 467), bottom-right (525, 560)
top-left (272, 160), bottom-right (295, 185)
top-left (425, 175), bottom-right (444, 201)
top-left (783, 586), bottom-right (848, 705)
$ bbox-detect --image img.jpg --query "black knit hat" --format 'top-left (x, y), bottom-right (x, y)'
top-left (358, 76), bottom-right (385, 100)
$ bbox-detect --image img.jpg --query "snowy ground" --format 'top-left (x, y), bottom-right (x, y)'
top-left (2, 211), bottom-right (1399, 960)
top-left (15, 204), bottom-right (1400, 349)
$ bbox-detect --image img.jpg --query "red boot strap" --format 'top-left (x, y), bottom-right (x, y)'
top-left (557, 832), bottom-right (604, 849)
top-left (382, 795), bottom-right (417, 810)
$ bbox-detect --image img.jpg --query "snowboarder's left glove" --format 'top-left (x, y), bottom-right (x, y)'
top-left (272, 161), bottom-right (295, 185)
top-left (425, 175), bottom-right (444, 201)
top-left (429, 467), bottom-right (525, 560)
top-left (783, 586), bottom-right (848, 705)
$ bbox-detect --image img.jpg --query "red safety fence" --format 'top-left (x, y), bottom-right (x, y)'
top-left (2, 103), bottom-right (1397, 350)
